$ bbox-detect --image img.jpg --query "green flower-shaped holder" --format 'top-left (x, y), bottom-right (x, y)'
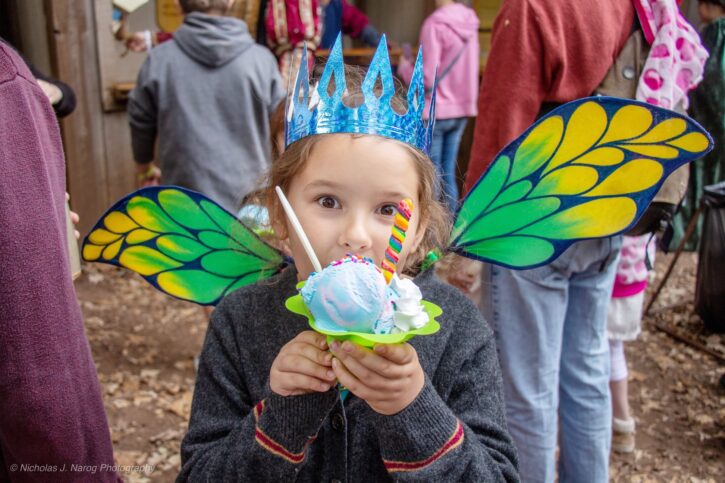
top-left (285, 282), bottom-right (442, 348)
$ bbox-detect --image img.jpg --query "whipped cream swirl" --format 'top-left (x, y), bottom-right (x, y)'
top-left (389, 274), bottom-right (429, 333)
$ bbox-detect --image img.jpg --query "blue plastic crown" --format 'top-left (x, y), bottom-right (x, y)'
top-left (285, 34), bottom-right (437, 154)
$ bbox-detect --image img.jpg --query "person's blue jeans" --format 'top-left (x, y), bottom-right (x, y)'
top-left (429, 117), bottom-right (468, 210)
top-left (479, 237), bottom-right (622, 483)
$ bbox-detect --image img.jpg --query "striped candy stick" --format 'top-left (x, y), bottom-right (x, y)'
top-left (381, 198), bottom-right (414, 283)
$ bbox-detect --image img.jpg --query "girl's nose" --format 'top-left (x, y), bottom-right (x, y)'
top-left (339, 215), bottom-right (372, 252)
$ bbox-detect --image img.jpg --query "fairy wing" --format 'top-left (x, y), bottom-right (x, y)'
top-left (82, 187), bottom-right (285, 305)
top-left (450, 97), bottom-right (713, 269)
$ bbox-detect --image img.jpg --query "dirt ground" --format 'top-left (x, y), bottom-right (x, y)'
top-left (75, 252), bottom-right (724, 482)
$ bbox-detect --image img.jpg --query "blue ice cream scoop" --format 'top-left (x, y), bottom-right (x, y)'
top-left (300, 255), bottom-right (394, 333)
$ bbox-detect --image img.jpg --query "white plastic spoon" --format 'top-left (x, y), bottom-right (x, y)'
top-left (275, 186), bottom-right (323, 273)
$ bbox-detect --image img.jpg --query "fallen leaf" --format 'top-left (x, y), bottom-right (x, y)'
top-left (167, 392), bottom-right (193, 418)
top-left (112, 398), bottom-right (130, 409)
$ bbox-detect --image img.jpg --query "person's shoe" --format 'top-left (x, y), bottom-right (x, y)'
top-left (612, 417), bottom-right (635, 454)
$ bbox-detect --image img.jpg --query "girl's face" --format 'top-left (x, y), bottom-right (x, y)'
top-left (281, 134), bottom-right (426, 280)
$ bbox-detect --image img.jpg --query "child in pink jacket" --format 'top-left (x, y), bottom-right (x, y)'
top-left (398, 0), bottom-right (479, 209)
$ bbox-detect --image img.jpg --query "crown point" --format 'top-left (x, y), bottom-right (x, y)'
top-left (319, 33), bottom-right (346, 103)
top-left (362, 36), bottom-right (394, 107)
top-left (285, 35), bottom-right (434, 154)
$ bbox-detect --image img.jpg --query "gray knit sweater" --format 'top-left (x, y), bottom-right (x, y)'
top-left (178, 267), bottom-right (519, 482)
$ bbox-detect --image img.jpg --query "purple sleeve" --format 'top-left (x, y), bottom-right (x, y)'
top-left (0, 43), bottom-right (119, 483)
top-left (340, 0), bottom-right (370, 38)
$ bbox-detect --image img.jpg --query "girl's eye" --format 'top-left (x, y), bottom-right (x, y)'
top-left (378, 204), bottom-right (399, 216)
top-left (317, 196), bottom-right (340, 209)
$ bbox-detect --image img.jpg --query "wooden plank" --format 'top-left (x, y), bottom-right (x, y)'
top-left (472, 0), bottom-right (501, 66)
top-left (9, 0), bottom-right (53, 72)
top-left (45, 0), bottom-right (110, 236)
top-left (102, 112), bottom-right (137, 204)
top-left (95, 0), bottom-right (153, 111)
top-left (473, 0), bottom-right (502, 29)
top-left (94, 1), bottom-right (141, 204)
top-left (362, 0), bottom-right (435, 45)
top-left (0, 1), bottom-right (22, 47)
top-left (229, 0), bottom-right (263, 38)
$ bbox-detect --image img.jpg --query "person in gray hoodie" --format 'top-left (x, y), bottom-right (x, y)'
top-left (128, 0), bottom-right (285, 213)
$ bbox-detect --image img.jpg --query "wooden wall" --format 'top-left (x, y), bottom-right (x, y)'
top-left (474, 0), bottom-right (502, 64)
top-left (7, 0), bottom-right (53, 73)
top-left (45, 0), bottom-right (136, 235)
top-left (358, 0), bottom-right (436, 45)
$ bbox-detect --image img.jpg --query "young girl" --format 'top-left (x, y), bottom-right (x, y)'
top-left (176, 41), bottom-right (519, 481)
top-left (80, 30), bottom-right (709, 483)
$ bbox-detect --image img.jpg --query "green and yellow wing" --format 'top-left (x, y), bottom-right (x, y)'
top-left (82, 187), bottom-right (285, 305)
top-left (450, 97), bottom-right (712, 269)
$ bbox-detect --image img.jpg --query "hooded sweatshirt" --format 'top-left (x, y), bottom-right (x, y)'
top-left (398, 3), bottom-right (480, 120)
top-left (128, 12), bottom-right (285, 212)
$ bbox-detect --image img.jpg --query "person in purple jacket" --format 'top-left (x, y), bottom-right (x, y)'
top-left (397, 0), bottom-right (480, 210)
top-left (0, 39), bottom-right (119, 482)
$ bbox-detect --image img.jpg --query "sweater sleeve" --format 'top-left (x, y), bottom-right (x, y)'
top-left (178, 303), bottom-right (339, 481)
top-left (0, 44), bottom-right (120, 483)
top-left (369, 292), bottom-right (519, 481)
top-left (358, 24), bottom-right (381, 48)
top-left (127, 58), bottom-right (158, 164)
top-left (463, 0), bottom-right (548, 194)
top-left (340, 0), bottom-right (371, 39)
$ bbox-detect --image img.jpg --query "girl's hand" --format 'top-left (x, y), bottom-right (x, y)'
top-left (330, 340), bottom-right (424, 415)
top-left (37, 79), bottom-right (63, 105)
top-left (65, 192), bottom-right (80, 240)
top-left (270, 331), bottom-right (337, 396)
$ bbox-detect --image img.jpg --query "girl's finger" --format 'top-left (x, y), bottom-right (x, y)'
top-left (373, 343), bottom-right (416, 365)
top-left (279, 371), bottom-right (332, 393)
top-left (331, 341), bottom-right (404, 381)
top-left (292, 341), bottom-right (333, 367)
top-left (294, 330), bottom-right (329, 350)
top-left (332, 349), bottom-right (396, 390)
top-left (278, 354), bottom-right (336, 382)
top-left (331, 358), bottom-right (373, 401)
